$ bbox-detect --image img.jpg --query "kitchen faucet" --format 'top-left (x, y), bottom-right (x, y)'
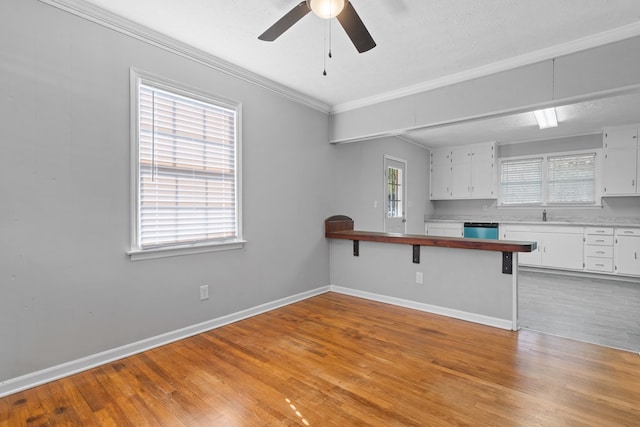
top-left (542, 210), bottom-right (547, 222)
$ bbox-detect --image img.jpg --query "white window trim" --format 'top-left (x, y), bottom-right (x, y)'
top-left (127, 68), bottom-right (244, 261)
top-left (498, 148), bottom-right (602, 208)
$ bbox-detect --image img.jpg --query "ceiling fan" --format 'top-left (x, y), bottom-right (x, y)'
top-left (258, 0), bottom-right (376, 53)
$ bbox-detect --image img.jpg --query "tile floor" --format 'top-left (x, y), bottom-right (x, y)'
top-left (518, 270), bottom-right (640, 353)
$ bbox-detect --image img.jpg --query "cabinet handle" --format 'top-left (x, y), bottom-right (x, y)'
top-left (633, 179), bottom-right (636, 187)
top-left (595, 239), bottom-right (605, 243)
top-left (624, 230), bottom-right (634, 234)
top-left (636, 252), bottom-right (638, 260)
top-left (596, 251), bottom-right (605, 254)
top-left (595, 230), bottom-right (605, 233)
top-left (596, 264), bottom-right (605, 267)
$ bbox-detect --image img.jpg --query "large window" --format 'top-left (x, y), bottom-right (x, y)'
top-left (547, 154), bottom-right (596, 204)
top-left (500, 158), bottom-right (543, 205)
top-left (129, 70), bottom-right (242, 259)
top-left (499, 151), bottom-right (598, 206)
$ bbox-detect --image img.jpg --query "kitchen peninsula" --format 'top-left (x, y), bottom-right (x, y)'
top-left (326, 216), bottom-right (536, 330)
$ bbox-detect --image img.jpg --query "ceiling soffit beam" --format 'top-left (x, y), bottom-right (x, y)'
top-left (331, 22), bottom-right (640, 115)
top-left (330, 36), bottom-right (640, 144)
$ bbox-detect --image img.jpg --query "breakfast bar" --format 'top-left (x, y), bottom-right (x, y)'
top-left (325, 215), bottom-right (537, 330)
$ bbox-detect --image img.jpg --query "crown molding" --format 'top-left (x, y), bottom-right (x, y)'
top-left (331, 21), bottom-right (640, 114)
top-left (38, 0), bottom-right (331, 114)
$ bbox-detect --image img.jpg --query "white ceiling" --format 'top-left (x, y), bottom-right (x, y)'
top-left (78, 0), bottom-right (640, 147)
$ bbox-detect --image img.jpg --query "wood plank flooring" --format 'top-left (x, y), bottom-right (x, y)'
top-left (519, 270), bottom-right (640, 353)
top-left (2, 292), bottom-right (640, 426)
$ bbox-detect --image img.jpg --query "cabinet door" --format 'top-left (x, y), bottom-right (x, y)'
top-left (541, 232), bottom-right (584, 270)
top-left (602, 128), bottom-right (638, 196)
top-left (503, 230), bottom-right (541, 266)
top-left (615, 235), bottom-right (640, 276)
top-left (469, 143), bottom-right (496, 199)
top-left (430, 149), bottom-right (452, 200)
top-left (451, 147), bottom-right (471, 198)
top-left (426, 222), bottom-right (463, 237)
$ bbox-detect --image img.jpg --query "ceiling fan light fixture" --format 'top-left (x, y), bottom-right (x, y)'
top-left (533, 108), bottom-right (558, 129)
top-left (307, 0), bottom-right (345, 19)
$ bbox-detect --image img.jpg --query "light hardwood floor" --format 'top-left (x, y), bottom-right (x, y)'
top-left (2, 292), bottom-right (640, 426)
top-left (519, 270), bottom-right (640, 353)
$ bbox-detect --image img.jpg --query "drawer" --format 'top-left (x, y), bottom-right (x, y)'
top-left (585, 245), bottom-right (613, 258)
top-left (615, 228), bottom-right (640, 237)
top-left (585, 257), bottom-right (614, 272)
top-left (585, 235), bottom-right (613, 246)
top-left (584, 227), bottom-right (613, 236)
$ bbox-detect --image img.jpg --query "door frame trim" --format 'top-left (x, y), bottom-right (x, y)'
top-left (383, 155), bottom-right (408, 234)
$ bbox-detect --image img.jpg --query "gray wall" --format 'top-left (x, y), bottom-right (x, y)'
top-left (0, 0), bottom-right (334, 382)
top-left (330, 137), bottom-right (432, 234)
top-left (329, 240), bottom-right (513, 325)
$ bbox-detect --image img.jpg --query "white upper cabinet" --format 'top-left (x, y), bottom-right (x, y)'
top-left (430, 149), bottom-right (453, 199)
top-left (602, 126), bottom-right (639, 196)
top-left (468, 142), bottom-right (496, 199)
top-left (430, 142), bottom-right (496, 200)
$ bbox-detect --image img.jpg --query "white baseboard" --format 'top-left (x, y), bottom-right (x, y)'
top-left (0, 286), bottom-right (330, 398)
top-left (330, 285), bottom-right (513, 330)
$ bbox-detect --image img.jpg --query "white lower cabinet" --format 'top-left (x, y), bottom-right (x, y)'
top-left (502, 225), bottom-right (583, 271)
top-left (501, 223), bottom-right (640, 277)
top-left (425, 222), bottom-right (463, 237)
top-left (614, 228), bottom-right (640, 276)
top-left (501, 228), bottom-right (542, 266)
top-left (584, 227), bottom-right (614, 273)
top-left (542, 231), bottom-right (584, 270)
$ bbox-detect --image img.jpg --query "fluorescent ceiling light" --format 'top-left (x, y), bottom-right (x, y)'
top-left (533, 108), bottom-right (558, 129)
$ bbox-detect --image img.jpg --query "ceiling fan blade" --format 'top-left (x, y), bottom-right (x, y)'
top-left (336, 1), bottom-right (376, 53)
top-left (258, 1), bottom-right (311, 41)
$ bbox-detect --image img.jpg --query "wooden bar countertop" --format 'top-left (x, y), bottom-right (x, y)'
top-left (325, 215), bottom-right (536, 253)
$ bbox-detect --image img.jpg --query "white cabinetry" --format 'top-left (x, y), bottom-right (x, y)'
top-left (425, 222), bottom-right (463, 238)
top-left (614, 228), bottom-right (640, 276)
top-left (429, 149), bottom-right (452, 199)
top-left (502, 224), bottom-right (584, 271)
top-left (430, 142), bottom-right (496, 200)
top-left (602, 126), bottom-right (639, 196)
top-left (584, 227), bottom-right (614, 273)
top-left (501, 227), bottom-right (542, 266)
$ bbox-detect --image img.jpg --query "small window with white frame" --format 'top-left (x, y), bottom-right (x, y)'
top-left (499, 150), bottom-right (599, 207)
top-left (129, 69), bottom-right (243, 260)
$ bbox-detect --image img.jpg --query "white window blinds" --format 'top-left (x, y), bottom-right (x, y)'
top-left (136, 81), bottom-right (238, 248)
top-left (500, 158), bottom-right (543, 205)
top-left (547, 153), bottom-right (596, 204)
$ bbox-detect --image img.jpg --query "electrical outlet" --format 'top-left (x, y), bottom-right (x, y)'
top-left (200, 285), bottom-right (209, 301)
top-left (416, 272), bottom-right (424, 285)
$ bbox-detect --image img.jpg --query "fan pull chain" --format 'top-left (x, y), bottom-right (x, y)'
top-left (323, 17), bottom-right (333, 76)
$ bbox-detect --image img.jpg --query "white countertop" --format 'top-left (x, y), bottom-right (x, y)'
top-left (426, 217), bottom-right (640, 228)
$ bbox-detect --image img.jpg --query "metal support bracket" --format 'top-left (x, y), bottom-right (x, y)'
top-left (502, 252), bottom-right (513, 274)
top-left (353, 240), bottom-right (359, 257)
top-left (412, 245), bottom-right (420, 264)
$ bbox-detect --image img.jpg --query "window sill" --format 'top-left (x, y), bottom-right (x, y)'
top-left (127, 239), bottom-right (246, 261)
